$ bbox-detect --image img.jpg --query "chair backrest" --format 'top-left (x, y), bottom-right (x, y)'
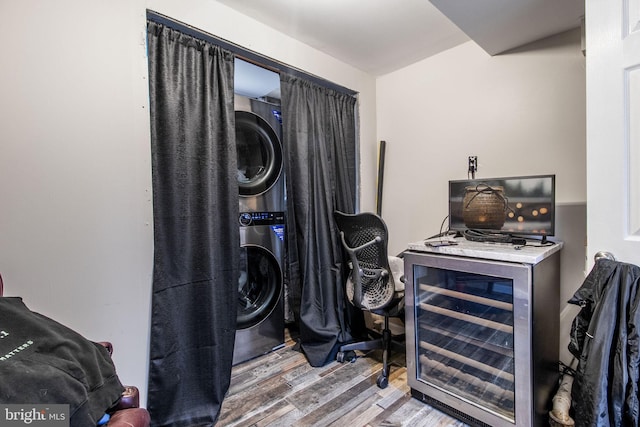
top-left (334, 211), bottom-right (396, 311)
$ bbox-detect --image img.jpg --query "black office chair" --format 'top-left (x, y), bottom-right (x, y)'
top-left (333, 211), bottom-right (405, 388)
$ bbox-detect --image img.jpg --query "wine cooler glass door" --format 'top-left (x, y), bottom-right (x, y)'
top-left (405, 253), bottom-right (531, 427)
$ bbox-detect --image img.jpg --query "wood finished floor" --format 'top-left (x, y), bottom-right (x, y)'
top-left (218, 328), bottom-right (469, 427)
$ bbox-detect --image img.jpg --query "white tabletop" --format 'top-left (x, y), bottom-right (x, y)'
top-left (407, 236), bottom-right (562, 265)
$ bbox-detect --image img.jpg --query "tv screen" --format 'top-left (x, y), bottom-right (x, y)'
top-left (448, 174), bottom-right (555, 239)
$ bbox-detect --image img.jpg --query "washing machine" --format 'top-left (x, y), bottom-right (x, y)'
top-left (235, 94), bottom-right (285, 213)
top-left (233, 210), bottom-right (286, 365)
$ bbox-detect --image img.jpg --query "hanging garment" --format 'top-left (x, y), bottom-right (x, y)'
top-left (568, 258), bottom-right (640, 427)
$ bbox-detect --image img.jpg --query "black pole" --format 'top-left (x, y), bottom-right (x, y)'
top-left (376, 140), bottom-right (386, 216)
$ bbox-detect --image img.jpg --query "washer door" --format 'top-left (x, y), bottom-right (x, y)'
top-left (235, 111), bottom-right (283, 196)
top-left (237, 245), bottom-right (282, 330)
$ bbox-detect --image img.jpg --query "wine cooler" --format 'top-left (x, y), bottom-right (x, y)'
top-left (404, 241), bottom-right (561, 426)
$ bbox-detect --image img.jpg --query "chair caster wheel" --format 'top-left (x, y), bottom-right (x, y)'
top-left (376, 375), bottom-right (388, 389)
top-left (336, 350), bottom-right (356, 363)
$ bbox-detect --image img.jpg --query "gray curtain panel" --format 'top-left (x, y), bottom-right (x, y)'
top-left (146, 20), bottom-right (238, 426)
top-left (280, 73), bottom-right (361, 367)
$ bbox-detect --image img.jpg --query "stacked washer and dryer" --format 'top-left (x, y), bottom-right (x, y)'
top-left (232, 93), bottom-right (286, 366)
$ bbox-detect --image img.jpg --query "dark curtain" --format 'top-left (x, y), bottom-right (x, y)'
top-left (146, 21), bottom-right (238, 426)
top-left (280, 73), bottom-right (361, 366)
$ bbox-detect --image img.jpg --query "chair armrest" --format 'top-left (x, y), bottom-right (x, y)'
top-left (96, 342), bottom-right (140, 409)
top-left (106, 408), bottom-right (150, 427)
top-left (112, 386), bottom-right (140, 410)
top-left (98, 341), bottom-right (114, 356)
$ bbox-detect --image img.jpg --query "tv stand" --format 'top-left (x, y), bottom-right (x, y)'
top-left (462, 229), bottom-right (513, 244)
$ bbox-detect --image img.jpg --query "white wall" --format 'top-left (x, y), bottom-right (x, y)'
top-left (0, 0), bottom-right (154, 404)
top-left (0, 0), bottom-right (377, 405)
top-left (377, 28), bottom-right (586, 256)
top-left (377, 29), bottom-right (587, 364)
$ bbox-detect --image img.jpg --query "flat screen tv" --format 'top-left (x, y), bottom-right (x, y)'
top-left (448, 174), bottom-right (555, 242)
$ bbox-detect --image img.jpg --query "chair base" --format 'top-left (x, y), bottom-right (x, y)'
top-left (336, 316), bottom-right (402, 389)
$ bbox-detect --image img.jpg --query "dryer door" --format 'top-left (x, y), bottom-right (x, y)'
top-left (237, 244), bottom-right (282, 329)
top-left (235, 111), bottom-right (283, 196)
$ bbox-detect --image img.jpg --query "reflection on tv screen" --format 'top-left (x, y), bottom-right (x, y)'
top-left (448, 175), bottom-right (555, 237)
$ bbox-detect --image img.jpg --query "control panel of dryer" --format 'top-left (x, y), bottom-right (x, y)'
top-left (239, 211), bottom-right (285, 227)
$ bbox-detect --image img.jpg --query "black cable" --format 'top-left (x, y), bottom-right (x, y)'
top-left (559, 360), bottom-right (576, 377)
top-left (425, 216), bottom-right (452, 240)
top-left (463, 229), bottom-right (513, 243)
top-left (511, 235), bottom-right (556, 250)
top-left (438, 215), bottom-right (448, 238)
top-left (464, 183), bottom-right (511, 215)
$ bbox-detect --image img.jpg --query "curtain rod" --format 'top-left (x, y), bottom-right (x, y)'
top-left (146, 10), bottom-right (358, 97)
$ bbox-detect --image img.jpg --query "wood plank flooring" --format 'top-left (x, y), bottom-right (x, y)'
top-left (218, 328), bottom-right (468, 427)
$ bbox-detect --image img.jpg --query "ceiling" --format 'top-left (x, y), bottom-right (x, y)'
top-left (216, 0), bottom-right (584, 77)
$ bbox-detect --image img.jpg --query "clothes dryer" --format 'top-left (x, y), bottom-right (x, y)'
top-left (235, 95), bottom-right (285, 213)
top-left (233, 211), bottom-right (285, 365)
